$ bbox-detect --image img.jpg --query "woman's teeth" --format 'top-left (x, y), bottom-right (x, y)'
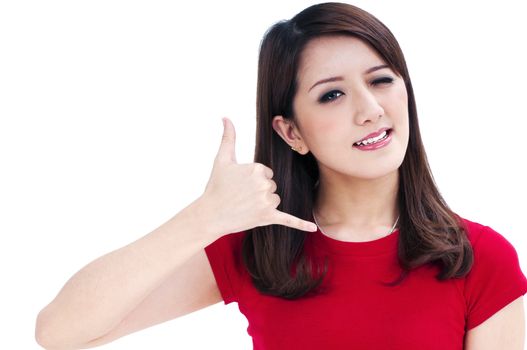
top-left (355, 130), bottom-right (389, 146)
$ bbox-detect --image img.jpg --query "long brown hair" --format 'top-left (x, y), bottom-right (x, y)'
top-left (241, 2), bottom-right (473, 299)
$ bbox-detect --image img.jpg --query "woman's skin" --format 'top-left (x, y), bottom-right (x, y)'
top-left (273, 35), bottom-right (410, 242)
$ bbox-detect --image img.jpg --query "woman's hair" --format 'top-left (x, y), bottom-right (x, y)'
top-left (241, 2), bottom-right (474, 299)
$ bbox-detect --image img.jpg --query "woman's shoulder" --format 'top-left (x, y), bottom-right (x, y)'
top-left (459, 215), bottom-right (504, 246)
top-left (459, 215), bottom-right (527, 330)
top-left (213, 230), bottom-right (247, 244)
top-left (205, 230), bottom-right (247, 254)
top-left (457, 215), bottom-right (520, 263)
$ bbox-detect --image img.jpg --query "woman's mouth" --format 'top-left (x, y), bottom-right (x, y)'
top-left (353, 129), bottom-right (393, 151)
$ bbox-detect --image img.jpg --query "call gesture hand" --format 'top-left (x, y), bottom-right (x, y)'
top-left (199, 117), bottom-right (317, 241)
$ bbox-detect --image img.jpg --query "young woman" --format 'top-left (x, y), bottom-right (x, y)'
top-left (36, 2), bottom-right (527, 349)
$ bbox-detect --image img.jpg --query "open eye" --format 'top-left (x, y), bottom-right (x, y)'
top-left (319, 90), bottom-right (344, 103)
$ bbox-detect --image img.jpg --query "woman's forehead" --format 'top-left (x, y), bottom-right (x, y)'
top-left (297, 35), bottom-right (387, 88)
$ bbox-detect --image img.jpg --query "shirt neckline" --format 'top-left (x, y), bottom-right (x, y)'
top-left (310, 226), bottom-right (400, 257)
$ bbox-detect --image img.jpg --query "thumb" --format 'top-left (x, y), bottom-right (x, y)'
top-left (215, 117), bottom-right (237, 164)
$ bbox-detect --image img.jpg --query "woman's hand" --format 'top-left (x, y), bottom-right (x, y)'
top-left (198, 117), bottom-right (317, 241)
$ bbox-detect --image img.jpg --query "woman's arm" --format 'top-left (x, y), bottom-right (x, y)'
top-left (35, 197), bottom-right (219, 349)
top-left (464, 296), bottom-right (525, 350)
top-left (35, 118), bottom-right (316, 349)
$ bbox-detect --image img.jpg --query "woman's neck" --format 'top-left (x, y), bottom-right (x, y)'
top-left (313, 170), bottom-right (399, 241)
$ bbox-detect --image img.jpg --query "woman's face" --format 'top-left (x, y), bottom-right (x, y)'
top-left (273, 35), bottom-right (409, 181)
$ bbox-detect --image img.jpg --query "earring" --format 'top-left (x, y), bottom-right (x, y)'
top-left (291, 145), bottom-right (302, 152)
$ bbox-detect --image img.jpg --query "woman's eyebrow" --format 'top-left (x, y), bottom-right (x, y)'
top-left (308, 64), bottom-right (390, 92)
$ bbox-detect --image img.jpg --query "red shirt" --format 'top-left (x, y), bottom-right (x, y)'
top-left (204, 217), bottom-right (527, 349)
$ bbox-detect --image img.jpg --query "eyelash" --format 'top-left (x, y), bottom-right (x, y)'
top-left (318, 77), bottom-right (394, 103)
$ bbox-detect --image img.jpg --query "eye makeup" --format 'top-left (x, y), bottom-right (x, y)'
top-left (317, 76), bottom-right (394, 104)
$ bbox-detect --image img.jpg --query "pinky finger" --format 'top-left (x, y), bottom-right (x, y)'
top-left (273, 210), bottom-right (318, 232)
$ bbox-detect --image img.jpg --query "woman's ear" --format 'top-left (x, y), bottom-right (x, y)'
top-left (272, 115), bottom-right (309, 155)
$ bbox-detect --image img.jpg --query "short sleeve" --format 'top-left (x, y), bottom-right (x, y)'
top-left (464, 225), bottom-right (527, 330)
top-left (204, 231), bottom-right (247, 305)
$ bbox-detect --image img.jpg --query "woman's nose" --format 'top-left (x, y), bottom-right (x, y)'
top-left (351, 88), bottom-right (385, 125)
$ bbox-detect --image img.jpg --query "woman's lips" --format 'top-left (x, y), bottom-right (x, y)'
top-left (354, 127), bottom-right (391, 144)
top-left (353, 129), bottom-right (393, 151)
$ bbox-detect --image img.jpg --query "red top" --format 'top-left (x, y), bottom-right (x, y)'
top-left (204, 217), bottom-right (527, 349)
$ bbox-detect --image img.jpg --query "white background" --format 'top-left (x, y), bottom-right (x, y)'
top-left (1, 0), bottom-right (526, 349)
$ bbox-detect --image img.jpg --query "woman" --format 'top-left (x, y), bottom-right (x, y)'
top-left (35, 2), bottom-right (527, 349)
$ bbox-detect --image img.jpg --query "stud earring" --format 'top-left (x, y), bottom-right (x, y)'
top-left (291, 145), bottom-right (302, 152)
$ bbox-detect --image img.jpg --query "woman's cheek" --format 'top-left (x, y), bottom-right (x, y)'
top-left (395, 82), bottom-right (408, 106)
